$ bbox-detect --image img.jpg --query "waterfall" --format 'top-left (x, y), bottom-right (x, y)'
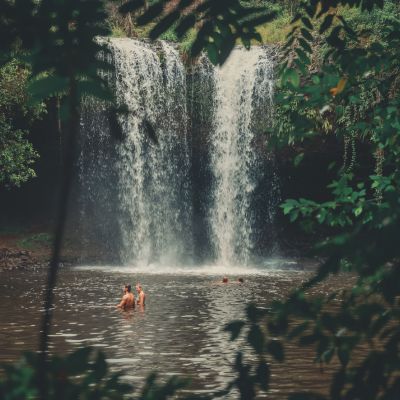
top-left (109, 38), bottom-right (192, 264)
top-left (208, 47), bottom-right (275, 265)
top-left (78, 39), bottom-right (277, 267)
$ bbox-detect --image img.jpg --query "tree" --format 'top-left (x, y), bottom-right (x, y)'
top-left (0, 59), bottom-right (44, 187)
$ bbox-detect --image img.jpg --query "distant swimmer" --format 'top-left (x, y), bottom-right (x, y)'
top-left (136, 283), bottom-right (146, 306)
top-left (238, 277), bottom-right (244, 283)
top-left (222, 277), bottom-right (228, 283)
top-left (117, 284), bottom-right (135, 309)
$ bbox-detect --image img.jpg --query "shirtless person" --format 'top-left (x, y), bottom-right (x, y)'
top-left (136, 283), bottom-right (146, 306)
top-left (117, 284), bottom-right (135, 309)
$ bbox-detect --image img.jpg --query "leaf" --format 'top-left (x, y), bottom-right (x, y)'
top-left (256, 361), bottom-right (270, 391)
top-left (294, 152), bottom-right (304, 166)
top-left (299, 38), bottom-right (312, 53)
top-left (301, 28), bottom-right (313, 42)
top-left (28, 75), bottom-right (68, 104)
top-left (178, 0), bottom-right (195, 10)
top-left (267, 340), bottom-right (284, 362)
top-left (354, 206), bottom-right (363, 217)
top-left (242, 12), bottom-right (277, 29)
top-left (206, 42), bottom-right (218, 65)
top-left (77, 80), bottom-right (112, 102)
top-left (290, 210), bottom-right (299, 222)
top-left (288, 322), bottom-right (309, 340)
top-left (301, 17), bottom-right (313, 30)
top-left (338, 345), bottom-right (350, 366)
top-left (92, 351), bottom-right (107, 380)
top-left (282, 203), bottom-right (294, 215)
top-left (150, 10), bottom-right (180, 40)
top-left (282, 68), bottom-right (300, 88)
top-left (137, 2), bottom-right (164, 26)
top-left (119, 0), bottom-right (145, 14)
top-left (295, 48), bottom-right (311, 65)
top-left (319, 14), bottom-right (334, 34)
top-left (65, 347), bottom-right (92, 375)
top-left (246, 303), bottom-right (266, 323)
top-left (248, 324), bottom-right (265, 354)
top-left (330, 78), bottom-right (347, 97)
top-left (321, 348), bottom-right (335, 363)
top-left (176, 14), bottom-right (196, 38)
top-left (326, 26), bottom-right (345, 50)
top-left (224, 320), bottom-right (245, 341)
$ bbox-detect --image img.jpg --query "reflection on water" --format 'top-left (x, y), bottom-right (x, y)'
top-left (0, 265), bottom-right (346, 398)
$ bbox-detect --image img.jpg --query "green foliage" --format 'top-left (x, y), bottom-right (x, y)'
top-left (255, 10), bottom-right (293, 44)
top-left (258, 0), bottom-right (400, 399)
top-left (17, 232), bottom-right (53, 250)
top-left (0, 347), bottom-right (191, 400)
top-left (281, 174), bottom-right (373, 228)
top-left (159, 25), bottom-right (179, 42)
top-left (222, 304), bottom-right (285, 399)
top-left (0, 3), bottom-right (119, 397)
top-left (119, 0), bottom-right (277, 64)
top-left (339, 0), bottom-right (400, 41)
top-left (0, 348), bottom-right (132, 400)
top-left (0, 60), bottom-right (45, 124)
top-left (0, 59), bottom-right (45, 187)
top-left (1, 0), bottom-right (115, 110)
top-left (0, 116), bottom-right (38, 187)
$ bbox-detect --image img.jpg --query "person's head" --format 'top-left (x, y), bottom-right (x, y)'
top-left (136, 283), bottom-right (142, 293)
top-left (222, 277), bottom-right (228, 283)
top-left (238, 277), bottom-right (244, 283)
top-left (124, 284), bottom-right (131, 293)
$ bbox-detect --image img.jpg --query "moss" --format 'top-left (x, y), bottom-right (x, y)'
top-left (110, 26), bottom-right (126, 38)
top-left (159, 27), bottom-right (179, 42)
top-left (255, 12), bottom-right (293, 44)
top-left (17, 232), bottom-right (52, 250)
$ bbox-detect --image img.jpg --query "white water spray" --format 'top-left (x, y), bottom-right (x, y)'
top-left (110, 38), bottom-right (192, 264)
top-left (209, 47), bottom-right (274, 265)
top-left (79, 40), bottom-right (277, 268)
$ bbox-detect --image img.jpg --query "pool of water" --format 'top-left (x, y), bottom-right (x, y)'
top-left (0, 262), bottom-right (346, 398)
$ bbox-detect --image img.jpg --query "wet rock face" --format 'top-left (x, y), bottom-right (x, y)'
top-left (0, 248), bottom-right (46, 271)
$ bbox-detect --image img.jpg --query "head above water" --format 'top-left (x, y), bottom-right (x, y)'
top-left (222, 277), bottom-right (228, 283)
top-left (238, 278), bottom-right (244, 283)
top-left (136, 283), bottom-right (142, 292)
top-left (124, 284), bottom-right (132, 293)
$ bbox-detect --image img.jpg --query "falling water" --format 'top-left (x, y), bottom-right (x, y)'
top-left (78, 39), bottom-right (277, 267)
top-left (209, 47), bottom-right (275, 265)
top-left (108, 38), bottom-right (192, 264)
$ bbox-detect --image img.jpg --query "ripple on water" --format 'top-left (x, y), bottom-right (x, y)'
top-left (0, 266), bottom-right (350, 399)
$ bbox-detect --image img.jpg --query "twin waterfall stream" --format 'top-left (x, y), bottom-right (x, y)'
top-left (79, 38), bottom-right (278, 267)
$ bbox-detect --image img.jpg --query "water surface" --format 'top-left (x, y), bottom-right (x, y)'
top-left (0, 262), bottom-right (346, 398)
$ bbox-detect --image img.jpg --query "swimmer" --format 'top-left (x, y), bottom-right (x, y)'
top-left (117, 284), bottom-right (135, 309)
top-left (237, 277), bottom-right (244, 283)
top-left (222, 276), bottom-right (228, 283)
top-left (136, 283), bottom-right (146, 306)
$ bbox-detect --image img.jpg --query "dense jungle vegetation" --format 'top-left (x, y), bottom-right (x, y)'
top-left (1, 0), bottom-right (400, 399)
